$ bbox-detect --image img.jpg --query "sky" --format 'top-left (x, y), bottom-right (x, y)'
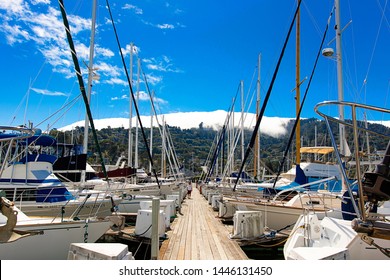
top-left (0, 0), bottom-right (389, 132)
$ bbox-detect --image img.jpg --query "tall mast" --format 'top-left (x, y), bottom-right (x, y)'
top-left (128, 42), bottom-right (134, 169)
top-left (295, 3), bottom-right (301, 165)
top-left (161, 116), bottom-right (166, 178)
top-left (254, 53), bottom-right (261, 179)
top-left (81, 0), bottom-right (97, 183)
top-left (240, 80), bottom-right (245, 163)
top-left (149, 90), bottom-right (154, 174)
top-left (335, 0), bottom-right (346, 156)
top-left (134, 58), bottom-right (140, 168)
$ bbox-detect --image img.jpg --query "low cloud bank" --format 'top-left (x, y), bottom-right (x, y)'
top-left (59, 110), bottom-right (390, 138)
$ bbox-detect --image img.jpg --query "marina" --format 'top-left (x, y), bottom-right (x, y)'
top-left (1, 0), bottom-right (389, 264)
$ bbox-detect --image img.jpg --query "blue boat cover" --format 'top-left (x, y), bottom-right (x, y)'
top-left (0, 133), bottom-right (57, 146)
top-left (294, 164), bottom-right (308, 185)
top-left (36, 187), bottom-right (74, 203)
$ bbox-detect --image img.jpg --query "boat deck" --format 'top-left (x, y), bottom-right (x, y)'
top-left (159, 186), bottom-right (249, 260)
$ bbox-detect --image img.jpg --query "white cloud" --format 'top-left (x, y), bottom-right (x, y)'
top-left (369, 120), bottom-right (390, 128)
top-left (122, 4), bottom-right (143, 15)
top-left (141, 19), bottom-right (177, 30)
top-left (31, 87), bottom-right (68, 97)
top-left (96, 46), bottom-right (115, 58)
top-left (2, 22), bottom-right (31, 45)
top-left (106, 77), bottom-right (128, 86)
top-left (58, 110), bottom-right (291, 138)
top-left (143, 56), bottom-right (182, 74)
top-left (110, 91), bottom-right (168, 106)
top-left (121, 43), bottom-right (140, 57)
top-left (143, 73), bottom-right (163, 85)
top-left (0, 1), bottom-right (182, 108)
top-left (0, 0), bottom-right (25, 14)
top-left (111, 94), bottom-right (128, 101)
top-left (0, 2), bottom-right (124, 87)
top-left (157, 23), bottom-right (174, 30)
top-left (31, 0), bottom-right (50, 4)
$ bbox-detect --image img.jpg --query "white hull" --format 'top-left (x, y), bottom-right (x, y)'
top-left (0, 218), bottom-right (111, 260)
top-left (15, 197), bottom-right (120, 219)
top-left (283, 213), bottom-right (390, 260)
top-left (117, 195), bottom-right (155, 214)
top-left (225, 192), bottom-right (343, 231)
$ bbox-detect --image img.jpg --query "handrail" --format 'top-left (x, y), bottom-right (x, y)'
top-left (271, 176), bottom-right (337, 202)
top-left (0, 126), bottom-right (35, 142)
top-left (314, 100), bottom-right (390, 221)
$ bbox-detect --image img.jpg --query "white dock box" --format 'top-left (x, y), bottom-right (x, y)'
top-left (207, 192), bottom-right (219, 204)
top-left (232, 211), bottom-right (264, 239)
top-left (139, 200), bottom-right (175, 228)
top-left (166, 194), bottom-right (180, 208)
top-left (211, 194), bottom-right (223, 210)
top-left (218, 201), bottom-right (236, 218)
top-left (139, 199), bottom-right (176, 218)
top-left (67, 243), bottom-right (134, 260)
top-left (134, 209), bottom-right (166, 238)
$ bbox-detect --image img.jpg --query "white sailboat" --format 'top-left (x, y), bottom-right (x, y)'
top-left (283, 0), bottom-right (390, 259)
top-left (0, 126), bottom-right (121, 219)
top-left (0, 196), bottom-right (112, 260)
top-left (283, 101), bottom-right (390, 260)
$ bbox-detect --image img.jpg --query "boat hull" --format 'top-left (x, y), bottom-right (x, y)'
top-left (0, 219), bottom-right (112, 260)
top-left (283, 214), bottom-right (390, 260)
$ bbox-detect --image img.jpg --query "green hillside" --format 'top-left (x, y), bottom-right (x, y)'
top-left (49, 118), bottom-right (389, 177)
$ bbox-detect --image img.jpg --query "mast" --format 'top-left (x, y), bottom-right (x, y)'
top-left (240, 80), bottom-right (245, 163)
top-left (161, 116), bottom-right (166, 178)
top-left (335, 0), bottom-right (349, 191)
top-left (58, 0), bottom-right (108, 181)
top-left (81, 0), bottom-right (97, 183)
top-left (128, 42), bottom-right (134, 170)
top-left (254, 54), bottom-right (261, 179)
top-left (335, 0), bottom-right (346, 157)
top-left (230, 99), bottom-right (235, 174)
top-left (295, 4), bottom-right (301, 165)
top-left (149, 90), bottom-right (154, 174)
top-left (135, 58), bottom-right (140, 168)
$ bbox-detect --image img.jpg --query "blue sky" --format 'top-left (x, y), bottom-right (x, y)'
top-left (0, 0), bottom-right (389, 130)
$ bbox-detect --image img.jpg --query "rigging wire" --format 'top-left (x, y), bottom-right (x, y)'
top-left (34, 94), bottom-right (83, 131)
top-left (271, 6), bottom-right (334, 189)
top-left (204, 84), bottom-right (240, 182)
top-left (233, 0), bottom-right (303, 192)
top-left (141, 63), bottom-right (183, 179)
top-left (360, 0), bottom-right (389, 97)
top-left (105, 0), bottom-right (160, 188)
top-left (57, 0), bottom-right (109, 181)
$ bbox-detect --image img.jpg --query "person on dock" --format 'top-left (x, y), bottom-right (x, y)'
top-left (187, 181), bottom-right (193, 198)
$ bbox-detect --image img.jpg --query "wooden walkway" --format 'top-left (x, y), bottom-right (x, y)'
top-left (159, 186), bottom-right (249, 260)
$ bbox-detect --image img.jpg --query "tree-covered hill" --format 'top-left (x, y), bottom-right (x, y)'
top-left (49, 118), bottom-right (390, 177)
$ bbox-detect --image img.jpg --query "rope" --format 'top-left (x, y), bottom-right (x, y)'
top-left (83, 219), bottom-right (89, 243)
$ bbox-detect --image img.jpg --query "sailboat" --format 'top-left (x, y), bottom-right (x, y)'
top-left (216, 1), bottom-right (351, 233)
top-left (283, 101), bottom-right (390, 260)
top-left (283, 0), bottom-right (390, 259)
top-left (0, 195), bottom-right (112, 260)
top-left (0, 126), bottom-right (121, 219)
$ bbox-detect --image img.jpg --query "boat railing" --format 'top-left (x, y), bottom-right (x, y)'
top-left (315, 101), bottom-right (390, 221)
top-left (272, 176), bottom-right (337, 203)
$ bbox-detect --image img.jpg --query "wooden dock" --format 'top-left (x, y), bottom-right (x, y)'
top-left (159, 186), bottom-right (249, 260)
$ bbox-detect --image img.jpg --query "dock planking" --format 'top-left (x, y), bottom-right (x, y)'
top-left (159, 185), bottom-right (248, 260)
